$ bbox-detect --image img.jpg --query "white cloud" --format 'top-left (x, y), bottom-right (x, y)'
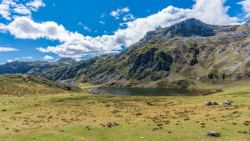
top-left (7, 56), bottom-right (33, 63)
top-left (0, 47), bottom-right (18, 52)
top-left (4, 16), bottom-right (70, 41)
top-left (13, 4), bottom-right (31, 15)
top-left (26, 0), bottom-right (45, 11)
top-left (192, 0), bottom-right (238, 25)
top-left (0, 0), bottom-right (45, 20)
top-left (99, 20), bottom-right (105, 25)
top-left (0, 0), bottom-right (14, 20)
top-left (7, 59), bottom-right (14, 63)
top-left (0, 0), bottom-right (242, 59)
top-left (122, 14), bottom-right (135, 22)
top-left (239, 0), bottom-right (250, 17)
top-left (43, 55), bottom-right (54, 60)
top-left (110, 7), bottom-right (131, 20)
top-left (78, 22), bottom-right (91, 32)
top-left (13, 56), bottom-right (33, 60)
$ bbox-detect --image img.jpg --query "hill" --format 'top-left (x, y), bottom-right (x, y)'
top-left (0, 75), bottom-right (75, 96)
top-left (1, 18), bottom-right (250, 87)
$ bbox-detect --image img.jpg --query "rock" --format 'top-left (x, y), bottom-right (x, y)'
top-left (213, 102), bottom-right (219, 105)
top-left (207, 131), bottom-right (221, 137)
top-left (204, 101), bottom-right (218, 106)
top-left (243, 121), bottom-right (250, 126)
top-left (135, 113), bottom-right (143, 116)
top-left (15, 112), bottom-right (21, 114)
top-left (106, 121), bottom-right (119, 128)
top-left (85, 126), bottom-right (91, 130)
top-left (223, 100), bottom-right (233, 105)
top-left (112, 109), bottom-right (119, 114)
top-left (204, 101), bottom-right (213, 106)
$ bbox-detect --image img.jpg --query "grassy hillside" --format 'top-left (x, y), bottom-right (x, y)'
top-left (0, 81), bottom-right (249, 141)
top-left (0, 75), bottom-right (73, 96)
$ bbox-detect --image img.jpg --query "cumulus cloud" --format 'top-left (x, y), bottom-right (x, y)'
top-left (0, 47), bottom-right (18, 52)
top-left (110, 7), bottom-right (135, 21)
top-left (239, 0), bottom-right (250, 17)
top-left (0, 0), bottom-right (45, 20)
top-left (26, 0), bottom-right (45, 11)
top-left (110, 7), bottom-right (130, 19)
top-left (0, 0), bottom-right (14, 20)
top-left (43, 55), bottom-right (54, 60)
top-left (0, 0), bottom-right (243, 59)
top-left (13, 4), bottom-right (31, 15)
top-left (192, 0), bottom-right (238, 25)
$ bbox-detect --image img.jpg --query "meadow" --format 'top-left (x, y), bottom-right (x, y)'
top-left (0, 81), bottom-right (249, 141)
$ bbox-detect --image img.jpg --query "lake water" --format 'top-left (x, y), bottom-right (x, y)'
top-left (90, 87), bottom-right (211, 96)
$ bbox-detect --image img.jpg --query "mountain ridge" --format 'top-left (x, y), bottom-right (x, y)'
top-left (1, 18), bottom-right (250, 88)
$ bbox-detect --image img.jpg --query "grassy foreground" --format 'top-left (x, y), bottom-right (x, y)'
top-left (0, 82), bottom-right (249, 141)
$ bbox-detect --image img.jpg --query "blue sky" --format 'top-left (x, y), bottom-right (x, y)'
top-left (0, 0), bottom-right (249, 64)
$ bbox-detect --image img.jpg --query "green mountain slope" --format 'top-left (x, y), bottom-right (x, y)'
top-left (1, 19), bottom-right (250, 88)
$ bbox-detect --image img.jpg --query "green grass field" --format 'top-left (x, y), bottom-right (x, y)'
top-left (0, 80), bottom-right (250, 141)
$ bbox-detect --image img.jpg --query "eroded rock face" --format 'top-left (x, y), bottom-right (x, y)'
top-left (129, 48), bottom-right (173, 74)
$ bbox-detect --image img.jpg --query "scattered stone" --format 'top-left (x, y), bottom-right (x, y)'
top-left (152, 128), bottom-right (158, 131)
top-left (106, 121), bottom-right (119, 128)
top-left (238, 131), bottom-right (248, 134)
top-left (15, 112), bottom-right (21, 114)
top-left (157, 123), bottom-right (163, 127)
top-left (13, 129), bottom-right (20, 132)
top-left (112, 109), bottom-right (119, 114)
top-left (223, 100), bottom-right (233, 105)
top-left (2, 109), bottom-right (7, 112)
top-left (243, 121), bottom-right (250, 126)
top-left (146, 102), bottom-right (154, 106)
top-left (85, 126), bottom-right (91, 130)
top-left (135, 113), bottom-right (143, 116)
top-left (204, 101), bottom-right (218, 106)
top-left (100, 124), bottom-right (106, 127)
top-left (213, 102), bottom-right (219, 105)
top-left (207, 131), bottom-right (221, 137)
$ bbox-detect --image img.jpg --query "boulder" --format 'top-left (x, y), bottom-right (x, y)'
top-left (204, 101), bottom-right (213, 106)
top-left (204, 101), bottom-right (219, 106)
top-left (207, 131), bottom-right (221, 137)
top-left (106, 121), bottom-right (119, 128)
top-left (223, 100), bottom-right (233, 105)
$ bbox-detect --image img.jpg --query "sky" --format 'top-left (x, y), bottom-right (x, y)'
top-left (0, 0), bottom-right (250, 64)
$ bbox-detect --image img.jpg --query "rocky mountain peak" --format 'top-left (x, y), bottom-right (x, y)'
top-left (163, 18), bottom-right (214, 37)
top-left (57, 58), bottom-right (76, 64)
top-left (140, 18), bottom-right (215, 43)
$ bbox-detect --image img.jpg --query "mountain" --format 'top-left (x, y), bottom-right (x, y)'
top-left (1, 18), bottom-right (250, 88)
top-left (57, 58), bottom-right (77, 64)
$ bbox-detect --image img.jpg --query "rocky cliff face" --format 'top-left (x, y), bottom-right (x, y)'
top-left (1, 18), bottom-right (250, 87)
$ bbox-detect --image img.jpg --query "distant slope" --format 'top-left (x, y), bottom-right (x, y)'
top-left (0, 75), bottom-right (74, 96)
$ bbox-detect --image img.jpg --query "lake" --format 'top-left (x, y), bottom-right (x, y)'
top-left (89, 87), bottom-right (212, 96)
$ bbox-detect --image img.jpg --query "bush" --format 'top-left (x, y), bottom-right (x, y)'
top-left (177, 80), bottom-right (189, 89)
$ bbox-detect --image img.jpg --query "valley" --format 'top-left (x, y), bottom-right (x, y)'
top-left (0, 80), bottom-right (249, 141)
top-left (0, 18), bottom-right (250, 141)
